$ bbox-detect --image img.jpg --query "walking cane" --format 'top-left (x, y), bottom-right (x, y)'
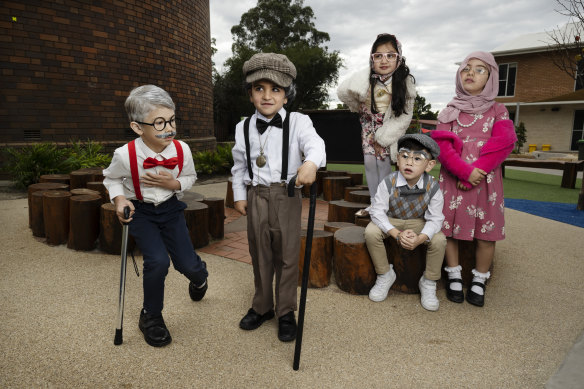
top-left (288, 176), bottom-right (317, 370)
top-left (114, 206), bottom-right (131, 345)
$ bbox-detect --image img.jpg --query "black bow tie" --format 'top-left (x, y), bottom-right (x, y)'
top-left (256, 114), bottom-right (283, 134)
top-left (399, 185), bottom-right (426, 197)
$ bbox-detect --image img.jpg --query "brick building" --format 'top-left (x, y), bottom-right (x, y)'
top-left (0, 0), bottom-right (214, 154)
top-left (492, 22), bottom-right (584, 152)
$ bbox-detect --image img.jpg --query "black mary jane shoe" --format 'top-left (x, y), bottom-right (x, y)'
top-left (139, 309), bottom-right (172, 347)
top-left (239, 308), bottom-right (275, 330)
top-left (278, 311), bottom-right (297, 342)
top-left (466, 282), bottom-right (486, 307)
top-left (446, 278), bottom-right (464, 303)
top-left (189, 280), bottom-right (208, 301)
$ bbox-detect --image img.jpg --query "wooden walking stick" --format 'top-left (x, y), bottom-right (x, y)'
top-left (289, 176), bottom-right (317, 370)
top-left (114, 206), bottom-right (131, 345)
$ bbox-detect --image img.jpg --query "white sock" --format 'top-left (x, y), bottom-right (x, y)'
top-left (444, 265), bottom-right (462, 291)
top-left (470, 269), bottom-right (490, 296)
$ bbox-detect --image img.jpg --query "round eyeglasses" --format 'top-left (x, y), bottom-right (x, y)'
top-left (397, 148), bottom-right (430, 166)
top-left (136, 116), bottom-right (179, 131)
top-left (371, 52), bottom-right (399, 63)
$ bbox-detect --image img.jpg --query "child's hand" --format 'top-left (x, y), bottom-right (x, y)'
top-left (468, 168), bottom-right (487, 186)
top-left (113, 196), bottom-right (134, 224)
top-left (457, 181), bottom-right (470, 191)
top-left (296, 161), bottom-right (318, 186)
top-left (398, 229), bottom-right (424, 250)
top-left (141, 171), bottom-right (180, 191)
top-left (234, 200), bottom-right (247, 216)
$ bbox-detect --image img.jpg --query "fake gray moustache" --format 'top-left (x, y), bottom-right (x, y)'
top-left (155, 131), bottom-right (176, 139)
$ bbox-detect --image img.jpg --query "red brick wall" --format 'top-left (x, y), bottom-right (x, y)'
top-left (495, 51), bottom-right (576, 103)
top-left (0, 0), bottom-right (214, 150)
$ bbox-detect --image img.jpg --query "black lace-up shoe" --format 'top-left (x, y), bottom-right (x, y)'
top-left (239, 308), bottom-right (275, 330)
top-left (138, 309), bottom-right (172, 347)
top-left (278, 311), bottom-right (297, 342)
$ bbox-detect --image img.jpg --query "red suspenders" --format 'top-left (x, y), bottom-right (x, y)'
top-left (127, 139), bottom-right (183, 201)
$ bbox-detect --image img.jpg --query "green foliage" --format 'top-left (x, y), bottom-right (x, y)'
top-left (213, 0), bottom-right (342, 130)
top-left (64, 139), bottom-right (112, 171)
top-left (3, 143), bottom-right (69, 188)
top-left (413, 94), bottom-right (439, 120)
top-left (193, 143), bottom-right (234, 176)
top-left (514, 122), bottom-right (527, 153)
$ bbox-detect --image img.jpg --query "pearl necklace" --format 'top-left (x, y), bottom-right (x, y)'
top-left (456, 114), bottom-right (481, 128)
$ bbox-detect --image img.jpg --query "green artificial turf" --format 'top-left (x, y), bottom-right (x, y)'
top-left (326, 163), bottom-right (582, 204)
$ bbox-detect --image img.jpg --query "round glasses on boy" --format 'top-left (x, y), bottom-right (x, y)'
top-left (371, 52), bottom-right (400, 63)
top-left (397, 148), bottom-right (431, 166)
top-left (136, 116), bottom-right (179, 131)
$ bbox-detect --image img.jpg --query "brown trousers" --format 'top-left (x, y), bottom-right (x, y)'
top-left (246, 184), bottom-right (302, 318)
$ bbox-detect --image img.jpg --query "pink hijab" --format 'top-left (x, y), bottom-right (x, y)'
top-left (437, 51), bottom-right (500, 123)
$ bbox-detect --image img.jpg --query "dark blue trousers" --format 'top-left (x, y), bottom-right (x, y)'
top-left (130, 196), bottom-right (208, 315)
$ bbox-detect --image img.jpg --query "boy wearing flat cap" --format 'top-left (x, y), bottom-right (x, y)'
top-left (231, 53), bottom-right (326, 341)
top-left (364, 134), bottom-right (446, 311)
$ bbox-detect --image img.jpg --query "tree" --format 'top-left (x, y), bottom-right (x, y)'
top-left (407, 93), bottom-right (439, 133)
top-left (547, 1), bottom-right (584, 88)
top-left (213, 0), bottom-right (342, 138)
top-left (514, 122), bottom-right (527, 153)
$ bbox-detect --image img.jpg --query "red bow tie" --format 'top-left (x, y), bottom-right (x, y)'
top-left (143, 157), bottom-right (179, 170)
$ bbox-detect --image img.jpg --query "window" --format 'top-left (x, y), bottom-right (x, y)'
top-left (571, 110), bottom-right (584, 151)
top-left (498, 63), bottom-right (517, 97)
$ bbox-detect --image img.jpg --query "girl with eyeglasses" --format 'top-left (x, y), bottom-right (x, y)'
top-left (431, 52), bottom-right (517, 307)
top-left (337, 33), bottom-right (416, 217)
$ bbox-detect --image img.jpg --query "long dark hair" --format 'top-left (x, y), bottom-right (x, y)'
top-left (369, 34), bottom-right (414, 116)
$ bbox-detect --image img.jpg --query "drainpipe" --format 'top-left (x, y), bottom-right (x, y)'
top-left (514, 102), bottom-right (520, 126)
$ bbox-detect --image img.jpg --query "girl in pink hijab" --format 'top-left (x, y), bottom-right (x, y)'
top-left (431, 51), bottom-right (517, 307)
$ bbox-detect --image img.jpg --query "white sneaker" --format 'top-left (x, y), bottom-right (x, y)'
top-left (418, 276), bottom-right (439, 311)
top-left (368, 269), bottom-right (396, 302)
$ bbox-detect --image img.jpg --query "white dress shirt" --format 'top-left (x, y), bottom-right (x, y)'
top-left (369, 171), bottom-right (444, 240)
top-left (231, 108), bottom-right (326, 202)
top-left (103, 137), bottom-right (196, 206)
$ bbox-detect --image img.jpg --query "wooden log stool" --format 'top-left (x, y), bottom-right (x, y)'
top-left (225, 177), bottom-right (234, 208)
top-left (40, 174), bottom-right (70, 185)
top-left (69, 168), bottom-right (103, 190)
top-left (31, 190), bottom-right (57, 237)
top-left (348, 172), bottom-right (363, 186)
top-left (315, 169), bottom-right (328, 196)
top-left (333, 226), bottom-right (376, 295)
top-left (99, 203), bottom-right (135, 255)
top-left (202, 197), bottom-right (225, 239)
top-left (184, 201), bottom-right (209, 249)
top-left (328, 200), bottom-right (369, 223)
top-left (68, 194), bottom-right (102, 251)
top-left (298, 229), bottom-right (334, 288)
top-left (323, 221), bottom-right (354, 234)
top-left (343, 186), bottom-right (363, 201)
top-left (383, 237), bottom-right (430, 294)
top-left (183, 191), bottom-right (205, 203)
top-left (325, 170), bottom-right (350, 177)
top-left (322, 176), bottom-right (352, 201)
top-left (354, 215), bottom-right (371, 228)
top-left (87, 181), bottom-right (110, 204)
top-left (28, 182), bottom-right (69, 227)
top-left (43, 190), bottom-right (72, 246)
top-left (346, 190), bottom-right (370, 204)
top-left (70, 188), bottom-right (101, 197)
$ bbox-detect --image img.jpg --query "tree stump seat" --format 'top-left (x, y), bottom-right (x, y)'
top-left (323, 221), bottom-right (355, 234)
top-left (343, 186), bottom-right (363, 201)
top-left (70, 188), bottom-right (101, 197)
top-left (43, 190), bottom-right (72, 246)
top-left (225, 177), bottom-right (234, 208)
top-left (183, 191), bottom-right (205, 203)
top-left (39, 174), bottom-right (70, 185)
top-left (346, 190), bottom-right (370, 204)
top-left (327, 200), bottom-right (369, 223)
top-left (354, 215), bottom-right (371, 227)
top-left (28, 182), bottom-right (69, 227)
top-left (69, 168), bottom-right (104, 189)
top-left (384, 237), bottom-right (430, 294)
top-left (99, 203), bottom-right (135, 255)
top-left (298, 229), bottom-right (334, 288)
top-left (87, 181), bottom-right (109, 204)
top-left (31, 190), bottom-right (55, 237)
top-left (68, 194), bottom-right (102, 251)
top-left (322, 176), bottom-right (352, 201)
top-left (202, 197), bottom-right (225, 239)
top-left (184, 201), bottom-right (209, 248)
top-left (333, 226), bottom-right (376, 295)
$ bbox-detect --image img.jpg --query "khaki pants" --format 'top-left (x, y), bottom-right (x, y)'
top-left (364, 219), bottom-right (446, 281)
top-left (246, 184), bottom-right (302, 318)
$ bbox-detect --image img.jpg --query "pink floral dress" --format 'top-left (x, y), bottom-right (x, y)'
top-left (359, 103), bottom-right (391, 160)
top-left (438, 102), bottom-right (509, 241)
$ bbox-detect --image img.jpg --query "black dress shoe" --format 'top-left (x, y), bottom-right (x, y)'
top-left (446, 278), bottom-right (464, 303)
top-left (466, 282), bottom-right (485, 307)
top-left (139, 309), bottom-right (172, 347)
top-left (239, 308), bottom-right (275, 330)
top-left (278, 311), bottom-right (297, 342)
top-left (189, 280), bottom-right (208, 301)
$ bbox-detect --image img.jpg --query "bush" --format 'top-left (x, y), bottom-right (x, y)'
top-left (193, 143), bottom-right (234, 176)
top-left (514, 122), bottom-right (527, 153)
top-left (3, 143), bottom-right (70, 188)
top-left (64, 139), bottom-right (112, 171)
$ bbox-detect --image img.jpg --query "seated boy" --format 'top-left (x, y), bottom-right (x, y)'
top-left (103, 85), bottom-right (208, 347)
top-left (231, 53), bottom-right (326, 341)
top-left (364, 134), bottom-right (446, 311)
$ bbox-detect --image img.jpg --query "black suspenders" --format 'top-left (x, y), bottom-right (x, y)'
top-left (243, 113), bottom-right (290, 181)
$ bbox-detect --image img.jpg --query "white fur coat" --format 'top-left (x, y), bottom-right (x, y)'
top-left (337, 68), bottom-right (416, 161)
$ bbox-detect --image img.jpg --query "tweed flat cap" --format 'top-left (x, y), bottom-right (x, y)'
top-left (243, 53), bottom-right (297, 87)
top-left (398, 133), bottom-right (440, 159)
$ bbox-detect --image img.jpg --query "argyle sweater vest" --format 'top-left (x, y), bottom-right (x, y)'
top-left (384, 171), bottom-right (440, 220)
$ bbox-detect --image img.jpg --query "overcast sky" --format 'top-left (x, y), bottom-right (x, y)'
top-left (210, 0), bottom-right (570, 111)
